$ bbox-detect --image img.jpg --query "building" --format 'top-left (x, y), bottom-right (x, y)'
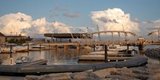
top-left (5, 35), bottom-right (30, 44)
top-left (5, 35), bottom-right (28, 41)
top-left (0, 32), bottom-right (5, 44)
top-left (44, 33), bottom-right (92, 42)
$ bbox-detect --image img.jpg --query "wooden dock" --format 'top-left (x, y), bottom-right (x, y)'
top-left (78, 55), bottom-right (132, 62)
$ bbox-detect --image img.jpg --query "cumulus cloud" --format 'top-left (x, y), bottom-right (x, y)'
top-left (0, 12), bottom-right (32, 35)
top-left (91, 8), bottom-right (139, 34)
top-left (50, 21), bottom-right (72, 33)
top-left (1, 9), bottom-right (160, 39)
top-left (0, 12), bottom-right (74, 38)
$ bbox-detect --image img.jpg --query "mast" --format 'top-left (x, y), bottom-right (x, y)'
top-left (97, 25), bottom-right (101, 41)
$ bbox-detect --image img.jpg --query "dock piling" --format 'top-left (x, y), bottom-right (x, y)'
top-left (76, 43), bottom-right (80, 55)
top-left (9, 45), bottom-right (13, 58)
top-left (104, 45), bottom-right (108, 63)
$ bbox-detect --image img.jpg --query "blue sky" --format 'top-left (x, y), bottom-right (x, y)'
top-left (0, 0), bottom-right (160, 27)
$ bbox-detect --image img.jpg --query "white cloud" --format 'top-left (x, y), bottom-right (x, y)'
top-left (1, 9), bottom-right (160, 39)
top-left (0, 12), bottom-right (32, 35)
top-left (91, 8), bottom-right (139, 34)
top-left (0, 12), bottom-right (74, 38)
top-left (50, 21), bottom-right (72, 33)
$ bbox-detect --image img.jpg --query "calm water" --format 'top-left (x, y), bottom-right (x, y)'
top-left (144, 44), bottom-right (160, 50)
top-left (0, 45), bottom-right (159, 80)
top-left (0, 45), bottom-right (159, 65)
top-left (0, 49), bottom-right (80, 65)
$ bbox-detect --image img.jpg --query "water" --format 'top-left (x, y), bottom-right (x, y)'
top-left (144, 44), bottom-right (160, 50)
top-left (0, 49), bottom-right (80, 65)
top-left (1, 45), bottom-right (157, 65)
top-left (0, 45), bottom-right (160, 80)
top-left (0, 48), bottom-right (82, 80)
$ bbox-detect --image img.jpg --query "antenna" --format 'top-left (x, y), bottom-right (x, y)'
top-left (97, 25), bottom-right (101, 41)
top-left (122, 24), bottom-right (127, 42)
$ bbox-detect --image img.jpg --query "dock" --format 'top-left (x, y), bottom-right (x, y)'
top-left (0, 56), bottom-right (147, 75)
top-left (78, 54), bottom-right (133, 62)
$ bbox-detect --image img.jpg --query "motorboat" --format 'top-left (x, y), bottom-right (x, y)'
top-left (15, 56), bottom-right (31, 64)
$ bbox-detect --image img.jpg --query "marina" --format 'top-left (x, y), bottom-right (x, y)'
top-left (0, 1), bottom-right (160, 79)
top-left (0, 30), bottom-right (159, 75)
top-left (0, 39), bottom-right (154, 75)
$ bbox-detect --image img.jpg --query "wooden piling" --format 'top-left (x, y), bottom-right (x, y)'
top-left (55, 45), bottom-right (58, 54)
top-left (64, 45), bottom-right (68, 54)
top-left (40, 44), bottom-right (42, 51)
top-left (9, 45), bottom-right (13, 58)
top-left (48, 44), bottom-right (51, 50)
top-left (104, 45), bottom-right (108, 63)
top-left (27, 43), bottom-right (30, 56)
top-left (76, 43), bottom-right (80, 55)
top-left (27, 43), bottom-right (30, 51)
top-left (93, 44), bottom-right (95, 51)
top-left (127, 44), bottom-right (129, 50)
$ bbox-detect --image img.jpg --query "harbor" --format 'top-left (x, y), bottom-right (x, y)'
top-left (1, 0), bottom-right (160, 80)
top-left (0, 29), bottom-right (160, 80)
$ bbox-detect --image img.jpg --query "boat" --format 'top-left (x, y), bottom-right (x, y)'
top-left (15, 56), bottom-right (31, 64)
top-left (32, 44), bottom-right (45, 48)
top-left (78, 44), bottom-right (139, 63)
top-left (14, 46), bottom-right (28, 52)
top-left (0, 47), bottom-right (15, 53)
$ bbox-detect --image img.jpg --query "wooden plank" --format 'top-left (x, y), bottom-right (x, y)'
top-left (78, 55), bottom-right (132, 61)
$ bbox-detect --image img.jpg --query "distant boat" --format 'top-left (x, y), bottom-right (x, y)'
top-left (0, 43), bottom-right (17, 53)
top-left (0, 47), bottom-right (15, 53)
top-left (14, 46), bottom-right (28, 52)
top-left (31, 44), bottom-right (45, 48)
top-left (15, 56), bottom-right (31, 64)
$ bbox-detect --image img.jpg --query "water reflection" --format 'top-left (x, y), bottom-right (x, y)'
top-left (0, 49), bottom-right (79, 65)
top-left (1, 45), bottom-right (158, 65)
top-left (144, 45), bottom-right (160, 50)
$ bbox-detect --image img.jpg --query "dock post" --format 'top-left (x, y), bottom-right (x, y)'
top-left (93, 44), bottom-right (95, 51)
top-left (77, 43), bottom-right (80, 55)
top-left (55, 45), bottom-right (58, 54)
top-left (104, 45), bottom-right (108, 63)
top-left (127, 44), bottom-right (129, 50)
top-left (9, 45), bottom-right (13, 58)
top-left (138, 43), bottom-right (144, 55)
top-left (27, 43), bottom-right (30, 56)
top-left (40, 44), bottom-right (42, 51)
top-left (27, 43), bottom-right (30, 51)
top-left (49, 44), bottom-right (51, 50)
top-left (64, 45), bottom-right (68, 54)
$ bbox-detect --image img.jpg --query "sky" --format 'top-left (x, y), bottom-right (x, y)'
top-left (0, 0), bottom-right (160, 38)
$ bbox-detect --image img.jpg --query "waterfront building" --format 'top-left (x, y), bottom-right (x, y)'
top-left (44, 33), bottom-right (92, 42)
top-left (0, 32), bottom-right (5, 44)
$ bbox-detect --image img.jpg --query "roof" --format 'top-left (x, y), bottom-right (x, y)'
top-left (0, 32), bottom-right (5, 37)
top-left (44, 33), bottom-right (92, 38)
top-left (6, 35), bottom-right (26, 38)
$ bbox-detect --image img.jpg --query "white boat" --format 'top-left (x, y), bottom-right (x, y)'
top-left (0, 47), bottom-right (15, 53)
top-left (91, 44), bottom-right (138, 56)
top-left (13, 46), bottom-right (28, 52)
top-left (15, 56), bottom-right (31, 64)
top-left (31, 44), bottom-right (45, 48)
